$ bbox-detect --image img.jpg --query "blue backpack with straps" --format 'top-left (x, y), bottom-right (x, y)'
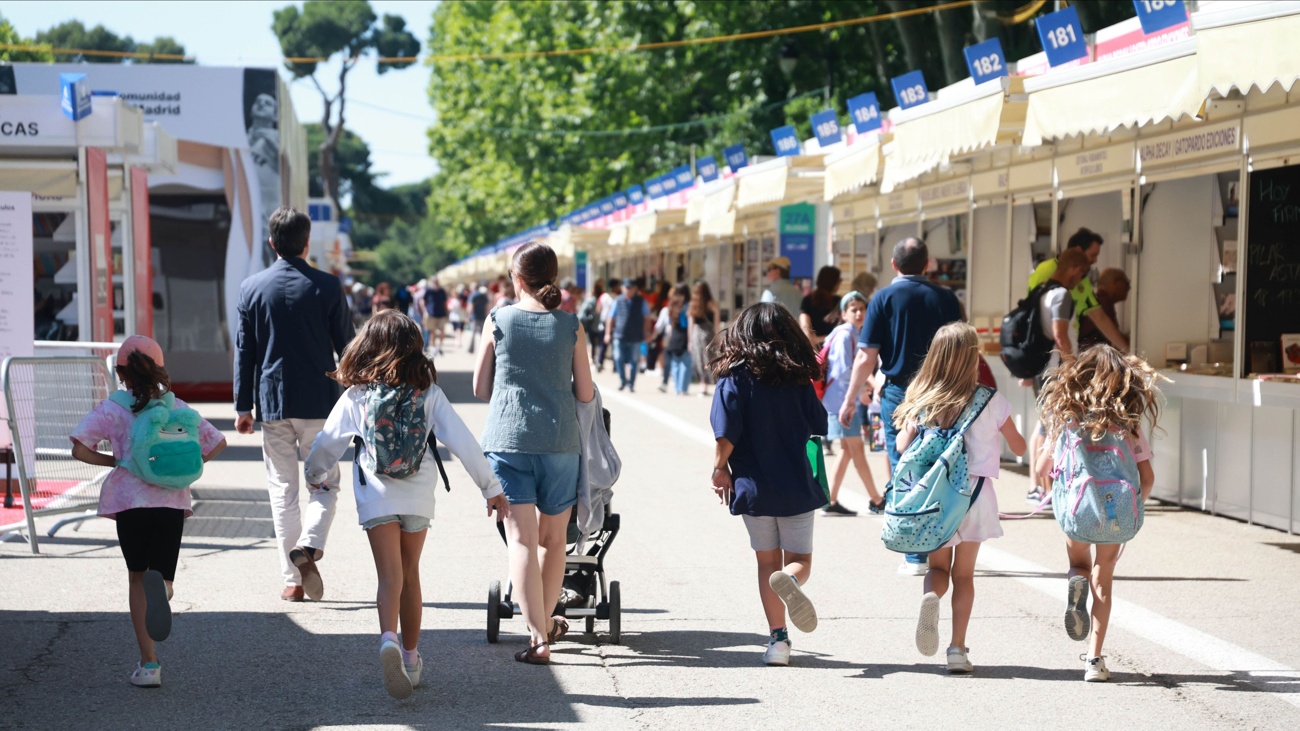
top-left (881, 385), bottom-right (993, 554)
top-left (108, 390), bottom-right (205, 490)
top-left (1051, 425), bottom-right (1144, 544)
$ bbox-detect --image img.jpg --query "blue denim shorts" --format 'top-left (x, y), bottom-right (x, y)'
top-left (486, 452), bottom-right (580, 515)
top-left (362, 514), bottom-right (431, 532)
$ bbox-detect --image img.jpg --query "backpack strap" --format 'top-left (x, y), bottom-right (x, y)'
top-left (954, 385), bottom-right (995, 438)
top-left (352, 436), bottom-right (367, 486)
top-left (426, 429), bottom-right (452, 492)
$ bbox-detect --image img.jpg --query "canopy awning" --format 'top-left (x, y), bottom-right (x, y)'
top-left (883, 76), bottom-right (1025, 192)
top-left (608, 223), bottom-right (628, 247)
top-left (824, 136), bottom-right (882, 201)
top-left (1023, 38), bottom-right (1202, 146)
top-left (695, 177), bottom-right (738, 237)
top-left (1194, 1), bottom-right (1300, 98)
top-left (735, 155), bottom-right (823, 210)
top-left (627, 208), bottom-right (686, 245)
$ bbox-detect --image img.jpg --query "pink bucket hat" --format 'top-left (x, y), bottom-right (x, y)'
top-left (116, 335), bottom-right (165, 368)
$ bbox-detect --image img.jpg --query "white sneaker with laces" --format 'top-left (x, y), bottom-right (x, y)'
top-left (381, 638), bottom-right (413, 699)
top-left (763, 639), bottom-right (791, 666)
top-left (768, 571), bottom-right (817, 633)
top-left (1083, 655), bottom-right (1110, 682)
top-left (946, 646), bottom-right (974, 673)
top-left (130, 662), bottom-right (161, 688)
top-left (405, 651), bottom-right (423, 688)
top-left (898, 560), bottom-right (928, 577)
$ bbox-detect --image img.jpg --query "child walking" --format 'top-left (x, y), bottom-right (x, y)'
top-left (70, 336), bottom-right (227, 688)
top-left (1035, 345), bottom-right (1161, 682)
top-left (304, 310), bottom-right (509, 699)
top-left (820, 291), bottom-right (883, 516)
top-left (893, 323), bottom-right (1025, 673)
top-left (709, 303), bottom-right (829, 666)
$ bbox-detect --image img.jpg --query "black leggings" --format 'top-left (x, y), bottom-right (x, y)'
top-left (116, 508), bottom-right (185, 581)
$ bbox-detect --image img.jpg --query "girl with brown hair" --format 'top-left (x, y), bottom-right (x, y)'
top-left (799, 266), bottom-right (842, 346)
top-left (688, 280), bottom-right (720, 397)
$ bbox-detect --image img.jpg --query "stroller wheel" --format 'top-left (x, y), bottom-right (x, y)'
top-left (487, 580), bottom-right (501, 644)
top-left (608, 581), bottom-right (621, 645)
top-left (585, 616), bottom-right (595, 635)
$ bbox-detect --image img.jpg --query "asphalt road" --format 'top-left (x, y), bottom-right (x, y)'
top-left (3, 343), bottom-right (1299, 730)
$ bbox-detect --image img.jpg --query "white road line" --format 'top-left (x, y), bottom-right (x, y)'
top-left (611, 391), bottom-right (1300, 708)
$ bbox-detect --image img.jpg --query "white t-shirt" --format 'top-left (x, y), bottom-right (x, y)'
top-left (1040, 286), bottom-right (1077, 370)
top-left (964, 390), bottom-right (1014, 479)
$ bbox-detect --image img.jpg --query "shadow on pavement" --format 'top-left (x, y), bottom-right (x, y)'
top-left (854, 661), bottom-right (1300, 694)
top-left (975, 569), bottom-right (1246, 582)
top-left (586, 629), bottom-right (872, 672)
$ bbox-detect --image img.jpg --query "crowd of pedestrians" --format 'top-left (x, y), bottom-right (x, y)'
top-left (68, 205), bottom-right (1164, 696)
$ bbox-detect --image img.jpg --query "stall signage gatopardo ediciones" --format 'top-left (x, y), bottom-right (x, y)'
top-left (1138, 121), bottom-right (1240, 168)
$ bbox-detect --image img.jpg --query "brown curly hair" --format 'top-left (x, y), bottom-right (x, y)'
top-left (710, 302), bottom-right (820, 386)
top-left (1037, 345), bottom-right (1167, 444)
top-left (115, 350), bottom-right (171, 413)
top-left (330, 310), bottom-right (436, 389)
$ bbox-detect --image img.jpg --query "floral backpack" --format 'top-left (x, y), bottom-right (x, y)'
top-left (353, 384), bottom-right (450, 490)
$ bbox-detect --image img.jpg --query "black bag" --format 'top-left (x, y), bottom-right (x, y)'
top-left (1000, 281), bottom-right (1066, 379)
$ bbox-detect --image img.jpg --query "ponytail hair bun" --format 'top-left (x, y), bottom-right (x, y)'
top-left (536, 283), bottom-right (562, 309)
top-left (511, 241), bottom-right (562, 311)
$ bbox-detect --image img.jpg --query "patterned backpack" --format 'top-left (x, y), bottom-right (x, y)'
top-left (108, 390), bottom-right (205, 490)
top-left (1051, 426), bottom-right (1143, 544)
top-left (353, 385), bottom-right (450, 490)
top-left (880, 386), bottom-right (993, 554)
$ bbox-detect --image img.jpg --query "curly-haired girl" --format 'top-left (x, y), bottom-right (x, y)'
top-left (1035, 344), bottom-right (1164, 682)
top-left (709, 302), bottom-right (828, 666)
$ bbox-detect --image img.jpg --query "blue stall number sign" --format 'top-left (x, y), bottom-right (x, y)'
top-left (770, 125), bottom-right (800, 157)
top-left (661, 172), bottom-right (680, 195)
top-left (613, 191), bottom-right (629, 209)
top-left (847, 93), bottom-right (882, 134)
top-left (1036, 6), bottom-right (1088, 67)
top-left (698, 155), bottom-right (719, 183)
top-left (60, 73), bottom-right (92, 121)
top-left (599, 198), bottom-right (616, 216)
top-left (646, 177), bottom-right (666, 199)
top-left (724, 143), bottom-right (748, 171)
top-left (1133, 0), bottom-right (1187, 35)
top-left (890, 70), bottom-right (929, 110)
top-left (672, 165), bottom-right (694, 188)
top-left (963, 38), bottom-right (1008, 85)
top-left (810, 109), bottom-right (842, 148)
top-left (627, 185), bottom-right (645, 205)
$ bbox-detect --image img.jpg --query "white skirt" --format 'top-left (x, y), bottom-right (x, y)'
top-left (943, 477), bottom-right (1003, 548)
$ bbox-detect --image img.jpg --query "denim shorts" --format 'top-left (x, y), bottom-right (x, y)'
top-left (826, 408), bottom-right (864, 441)
top-left (362, 514), bottom-right (431, 532)
top-left (486, 451), bottom-right (580, 515)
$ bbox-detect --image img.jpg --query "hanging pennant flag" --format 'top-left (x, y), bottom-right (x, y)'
top-left (1036, 6), bottom-right (1088, 67)
top-left (890, 70), bottom-right (929, 110)
top-left (671, 165), bottom-right (694, 189)
top-left (1133, 0), bottom-right (1187, 35)
top-left (724, 143), bottom-right (749, 171)
top-left (963, 38), bottom-right (1008, 85)
top-left (698, 155), bottom-right (719, 182)
top-left (627, 184), bottom-right (645, 205)
top-left (599, 197), bottom-right (616, 216)
top-left (613, 190), bottom-right (630, 209)
top-left (846, 93), bottom-right (882, 134)
top-left (810, 109), bottom-right (842, 148)
top-left (770, 125), bottom-right (800, 157)
top-left (646, 176), bottom-right (666, 199)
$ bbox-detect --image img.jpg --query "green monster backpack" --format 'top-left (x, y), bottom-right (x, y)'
top-left (108, 390), bottom-right (206, 490)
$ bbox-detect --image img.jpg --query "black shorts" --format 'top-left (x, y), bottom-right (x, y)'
top-left (115, 508), bottom-right (185, 581)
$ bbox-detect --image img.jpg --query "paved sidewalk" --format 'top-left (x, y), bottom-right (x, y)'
top-left (2, 343), bottom-right (1300, 730)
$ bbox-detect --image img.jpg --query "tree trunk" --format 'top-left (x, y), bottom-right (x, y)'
top-left (884, 0), bottom-right (927, 75)
top-left (933, 4), bottom-right (972, 86)
top-left (867, 22), bottom-right (891, 99)
top-left (970, 2), bottom-right (990, 43)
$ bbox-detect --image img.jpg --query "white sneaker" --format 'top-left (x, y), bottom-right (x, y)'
top-left (405, 651), bottom-right (423, 688)
top-left (915, 592), bottom-right (941, 657)
top-left (946, 646), bottom-right (974, 673)
top-left (768, 571), bottom-right (818, 633)
top-left (1065, 575), bottom-right (1091, 642)
top-left (380, 638), bottom-right (413, 699)
top-left (130, 662), bottom-right (161, 688)
top-left (898, 560), bottom-right (928, 577)
top-left (1083, 655), bottom-right (1110, 682)
top-left (763, 639), bottom-right (791, 666)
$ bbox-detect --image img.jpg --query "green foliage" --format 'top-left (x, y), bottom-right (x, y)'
top-left (0, 13), bottom-right (53, 62)
top-left (305, 123), bottom-right (376, 200)
top-left (32, 19), bottom-right (189, 63)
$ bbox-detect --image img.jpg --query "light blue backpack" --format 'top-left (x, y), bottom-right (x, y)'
top-left (881, 386), bottom-right (993, 554)
top-left (108, 390), bottom-right (205, 490)
top-left (1050, 426), bottom-right (1144, 544)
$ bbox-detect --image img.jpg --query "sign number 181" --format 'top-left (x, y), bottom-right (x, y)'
top-left (1044, 22), bottom-right (1077, 49)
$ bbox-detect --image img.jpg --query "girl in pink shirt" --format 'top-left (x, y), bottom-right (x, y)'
top-left (70, 336), bottom-right (226, 689)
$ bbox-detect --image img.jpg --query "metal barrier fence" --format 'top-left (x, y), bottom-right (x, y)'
top-left (1, 357), bottom-right (115, 553)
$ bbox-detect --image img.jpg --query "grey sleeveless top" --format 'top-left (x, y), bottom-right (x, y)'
top-left (481, 305), bottom-right (581, 454)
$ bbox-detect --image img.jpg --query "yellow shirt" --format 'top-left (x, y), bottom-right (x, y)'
top-left (1028, 258), bottom-right (1098, 327)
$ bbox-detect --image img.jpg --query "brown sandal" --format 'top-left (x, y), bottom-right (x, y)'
top-left (548, 616), bottom-right (569, 644)
top-left (514, 642), bottom-right (550, 664)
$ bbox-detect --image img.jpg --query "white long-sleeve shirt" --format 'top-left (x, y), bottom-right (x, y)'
top-left (304, 383), bottom-right (503, 525)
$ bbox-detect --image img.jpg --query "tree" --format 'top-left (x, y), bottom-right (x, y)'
top-left (272, 0), bottom-right (420, 217)
top-left (32, 20), bottom-right (190, 63)
top-left (135, 36), bottom-right (193, 64)
top-left (0, 13), bottom-right (53, 62)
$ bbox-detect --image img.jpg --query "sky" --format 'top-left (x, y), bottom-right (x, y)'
top-left (4, 0), bottom-right (441, 188)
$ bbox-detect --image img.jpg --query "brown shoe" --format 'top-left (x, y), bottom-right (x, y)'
top-left (281, 585), bottom-right (305, 602)
top-left (289, 546), bottom-right (324, 601)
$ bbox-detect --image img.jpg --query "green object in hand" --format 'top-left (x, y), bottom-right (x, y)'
top-left (807, 437), bottom-right (829, 506)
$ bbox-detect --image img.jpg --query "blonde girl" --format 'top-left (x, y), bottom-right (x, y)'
top-left (1035, 345), bottom-right (1162, 682)
top-left (893, 322), bottom-right (1025, 673)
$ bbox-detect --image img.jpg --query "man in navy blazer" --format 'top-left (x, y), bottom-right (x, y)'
top-left (235, 207), bottom-right (354, 602)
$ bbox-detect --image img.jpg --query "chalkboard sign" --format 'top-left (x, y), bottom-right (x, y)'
top-left (1245, 164), bottom-right (1300, 374)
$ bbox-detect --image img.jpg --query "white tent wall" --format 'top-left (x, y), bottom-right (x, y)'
top-left (1135, 174), bottom-right (1221, 366)
top-left (970, 205), bottom-right (1011, 322)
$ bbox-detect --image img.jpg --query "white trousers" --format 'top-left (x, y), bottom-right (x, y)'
top-left (262, 418), bottom-right (340, 586)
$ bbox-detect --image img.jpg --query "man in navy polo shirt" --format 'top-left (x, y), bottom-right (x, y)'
top-left (836, 238), bottom-right (962, 575)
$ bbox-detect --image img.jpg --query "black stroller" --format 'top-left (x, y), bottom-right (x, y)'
top-left (486, 409), bottom-right (623, 644)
